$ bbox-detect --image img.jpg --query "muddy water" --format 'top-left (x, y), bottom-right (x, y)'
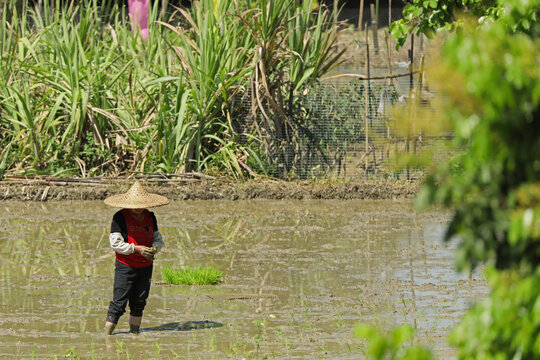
top-left (0, 200), bottom-right (486, 359)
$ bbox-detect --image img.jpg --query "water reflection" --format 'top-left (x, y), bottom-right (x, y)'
top-left (0, 200), bottom-right (486, 359)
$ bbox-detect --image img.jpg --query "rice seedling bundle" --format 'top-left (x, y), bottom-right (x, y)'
top-left (162, 266), bottom-right (223, 285)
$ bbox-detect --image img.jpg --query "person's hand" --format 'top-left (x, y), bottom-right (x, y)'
top-left (134, 245), bottom-right (154, 260)
top-left (148, 246), bottom-right (158, 259)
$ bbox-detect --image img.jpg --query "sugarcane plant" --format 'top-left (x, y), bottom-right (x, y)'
top-left (241, 0), bottom-right (346, 177)
top-left (0, 0), bottom-right (346, 178)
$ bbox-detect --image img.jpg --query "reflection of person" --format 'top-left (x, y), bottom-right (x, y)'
top-left (128, 0), bottom-right (150, 39)
top-left (103, 181), bottom-right (169, 335)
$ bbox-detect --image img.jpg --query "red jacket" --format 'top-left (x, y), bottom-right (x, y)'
top-left (113, 209), bottom-right (155, 268)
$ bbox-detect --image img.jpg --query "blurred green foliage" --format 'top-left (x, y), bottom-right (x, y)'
top-left (354, 324), bottom-right (433, 360)
top-left (390, 0), bottom-right (501, 48)
top-left (451, 266), bottom-right (540, 359)
top-left (361, 0), bottom-right (540, 358)
top-left (416, 0), bottom-right (540, 273)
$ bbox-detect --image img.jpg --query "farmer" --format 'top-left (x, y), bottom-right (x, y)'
top-left (103, 181), bottom-right (169, 335)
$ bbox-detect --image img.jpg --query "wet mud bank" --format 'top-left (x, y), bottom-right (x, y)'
top-left (0, 178), bottom-right (419, 201)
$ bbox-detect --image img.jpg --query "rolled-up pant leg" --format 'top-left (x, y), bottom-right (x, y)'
top-left (129, 265), bottom-right (153, 317)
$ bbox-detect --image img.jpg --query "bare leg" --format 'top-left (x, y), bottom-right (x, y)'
top-left (104, 321), bottom-right (116, 335)
top-left (129, 315), bottom-right (142, 334)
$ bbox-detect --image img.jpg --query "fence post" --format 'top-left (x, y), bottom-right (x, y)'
top-left (364, 25), bottom-right (371, 175)
top-left (384, 31), bottom-right (393, 161)
top-left (384, 31), bottom-right (394, 87)
top-left (358, 0), bottom-right (364, 30)
top-left (414, 54), bottom-right (425, 159)
top-left (409, 34), bottom-right (414, 90)
top-left (370, 3), bottom-right (379, 55)
top-left (406, 34), bottom-right (415, 180)
top-left (389, 0), bottom-right (392, 27)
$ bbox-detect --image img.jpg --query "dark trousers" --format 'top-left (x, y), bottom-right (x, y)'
top-left (106, 260), bottom-right (153, 324)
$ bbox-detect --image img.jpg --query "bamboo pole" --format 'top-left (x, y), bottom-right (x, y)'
top-left (417, 55), bottom-right (425, 97)
top-left (414, 54), bottom-right (425, 158)
top-left (384, 31), bottom-right (394, 86)
top-left (389, 0), bottom-right (392, 28)
top-left (409, 34), bottom-right (414, 91)
top-left (364, 25), bottom-right (370, 175)
top-left (334, 0), bottom-right (339, 24)
top-left (370, 3), bottom-right (379, 54)
top-left (384, 30), bottom-right (393, 159)
top-left (358, 0), bottom-right (365, 30)
top-left (406, 34), bottom-right (415, 180)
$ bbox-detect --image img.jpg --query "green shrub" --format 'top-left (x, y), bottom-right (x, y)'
top-left (361, 0), bottom-right (540, 358)
top-left (162, 266), bottom-right (223, 285)
top-left (451, 267), bottom-right (540, 359)
top-left (354, 324), bottom-right (433, 360)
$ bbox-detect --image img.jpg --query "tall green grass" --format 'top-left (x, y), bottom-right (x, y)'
top-left (162, 266), bottom-right (223, 285)
top-left (0, 0), bottom-right (345, 178)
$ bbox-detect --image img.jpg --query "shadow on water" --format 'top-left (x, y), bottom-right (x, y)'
top-left (113, 320), bottom-right (224, 335)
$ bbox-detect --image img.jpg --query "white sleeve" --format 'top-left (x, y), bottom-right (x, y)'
top-left (110, 232), bottom-right (134, 255)
top-left (152, 230), bottom-right (164, 253)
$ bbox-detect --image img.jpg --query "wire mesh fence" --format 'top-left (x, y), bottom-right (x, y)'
top-left (236, 73), bottom-right (452, 180)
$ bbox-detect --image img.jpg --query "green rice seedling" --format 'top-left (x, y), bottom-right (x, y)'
top-left (162, 266), bottom-right (223, 285)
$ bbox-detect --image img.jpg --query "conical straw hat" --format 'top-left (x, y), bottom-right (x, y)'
top-left (104, 181), bottom-right (169, 208)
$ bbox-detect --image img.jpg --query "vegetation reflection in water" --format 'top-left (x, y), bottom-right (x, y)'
top-left (0, 200), bottom-right (486, 359)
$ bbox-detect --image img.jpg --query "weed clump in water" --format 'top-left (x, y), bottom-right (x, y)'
top-left (162, 266), bottom-right (223, 285)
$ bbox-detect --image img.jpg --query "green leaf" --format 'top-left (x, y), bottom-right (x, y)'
top-left (354, 323), bottom-right (377, 339)
top-left (294, 67), bottom-right (315, 92)
top-left (391, 324), bottom-right (414, 345)
top-left (423, 0), bottom-right (437, 9)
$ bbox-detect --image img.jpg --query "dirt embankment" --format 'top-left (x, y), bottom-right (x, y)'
top-left (0, 178), bottom-right (419, 201)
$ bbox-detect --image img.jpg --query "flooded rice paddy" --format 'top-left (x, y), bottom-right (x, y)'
top-left (0, 199), bottom-right (487, 359)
